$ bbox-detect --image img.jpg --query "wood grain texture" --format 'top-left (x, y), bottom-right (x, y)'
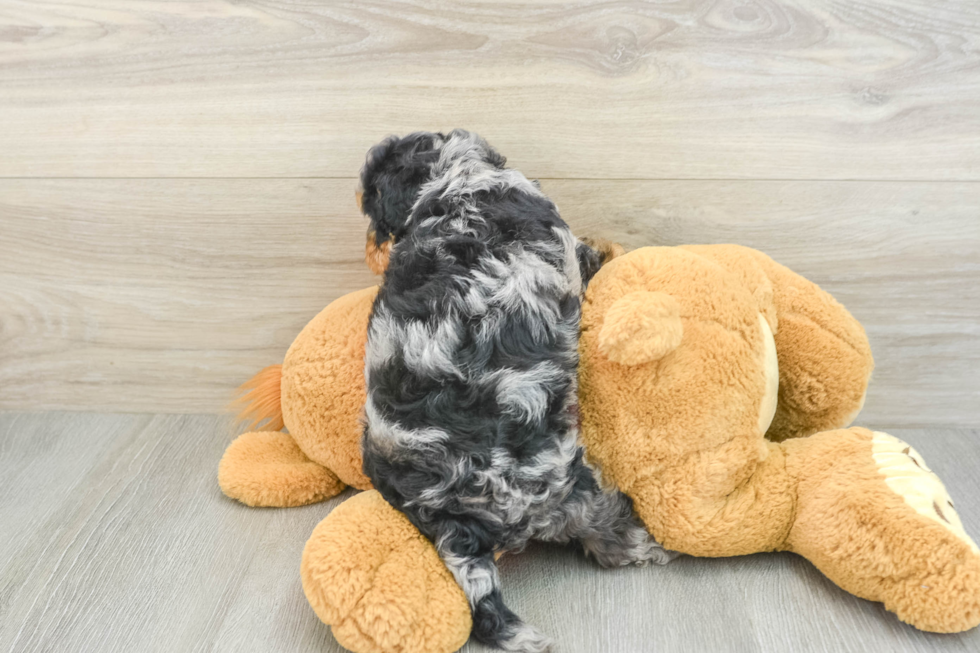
top-left (1, 1), bottom-right (979, 179)
top-left (1, 412), bottom-right (979, 652)
top-left (2, 178), bottom-right (978, 426)
top-left (1, 2), bottom-right (977, 651)
top-left (0, 178), bottom-right (377, 413)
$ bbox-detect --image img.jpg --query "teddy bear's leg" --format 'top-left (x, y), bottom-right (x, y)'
top-left (754, 254), bottom-right (875, 441)
top-left (631, 431), bottom-right (799, 558)
top-left (302, 490), bottom-right (472, 653)
top-left (218, 431), bottom-right (345, 507)
top-left (633, 426), bottom-right (980, 632)
top-left (782, 427), bottom-right (980, 633)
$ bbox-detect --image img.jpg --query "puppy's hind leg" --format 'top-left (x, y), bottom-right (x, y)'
top-left (542, 459), bottom-right (677, 567)
top-left (579, 488), bottom-right (679, 567)
top-left (436, 532), bottom-right (553, 653)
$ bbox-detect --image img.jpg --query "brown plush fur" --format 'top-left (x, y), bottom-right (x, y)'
top-left (580, 246), bottom-right (978, 632)
top-left (219, 431), bottom-right (343, 507)
top-left (219, 244), bottom-right (979, 653)
top-left (280, 285), bottom-right (377, 490)
top-left (783, 428), bottom-right (980, 633)
top-left (302, 490), bottom-right (472, 653)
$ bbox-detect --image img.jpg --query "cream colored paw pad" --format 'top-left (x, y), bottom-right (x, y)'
top-left (757, 313), bottom-right (779, 435)
top-left (871, 431), bottom-right (979, 554)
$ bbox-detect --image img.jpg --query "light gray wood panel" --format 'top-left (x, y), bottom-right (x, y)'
top-left (0, 178), bottom-right (377, 413)
top-left (1, 412), bottom-right (978, 652)
top-left (2, 179), bottom-right (978, 427)
top-left (1, 1), bottom-right (979, 179)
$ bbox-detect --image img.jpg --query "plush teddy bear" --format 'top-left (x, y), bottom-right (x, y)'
top-left (219, 245), bottom-right (980, 653)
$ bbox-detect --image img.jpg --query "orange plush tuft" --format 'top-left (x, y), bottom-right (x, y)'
top-left (230, 364), bottom-right (284, 432)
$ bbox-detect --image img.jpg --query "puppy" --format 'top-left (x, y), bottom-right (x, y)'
top-left (358, 130), bottom-right (672, 653)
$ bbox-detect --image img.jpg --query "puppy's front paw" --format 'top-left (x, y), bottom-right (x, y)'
top-left (499, 623), bottom-right (554, 653)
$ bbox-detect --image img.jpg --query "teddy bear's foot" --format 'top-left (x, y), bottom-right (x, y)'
top-left (302, 490), bottom-right (471, 653)
top-left (218, 431), bottom-right (344, 507)
top-left (787, 428), bottom-right (980, 633)
top-left (866, 431), bottom-right (980, 632)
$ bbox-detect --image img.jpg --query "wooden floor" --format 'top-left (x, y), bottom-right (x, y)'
top-left (0, 412), bottom-right (978, 653)
top-left (2, 1), bottom-right (980, 652)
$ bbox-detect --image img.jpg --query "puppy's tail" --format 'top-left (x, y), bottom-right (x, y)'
top-left (229, 364), bottom-right (284, 431)
top-left (439, 541), bottom-right (553, 653)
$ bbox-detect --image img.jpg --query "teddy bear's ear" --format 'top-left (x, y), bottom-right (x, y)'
top-left (598, 291), bottom-right (683, 365)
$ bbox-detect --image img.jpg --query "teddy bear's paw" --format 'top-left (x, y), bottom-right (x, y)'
top-left (218, 431), bottom-right (344, 507)
top-left (867, 431), bottom-right (980, 632)
top-left (871, 431), bottom-right (979, 555)
top-left (302, 490), bottom-right (471, 653)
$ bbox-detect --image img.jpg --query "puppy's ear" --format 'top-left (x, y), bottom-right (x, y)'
top-left (484, 144), bottom-right (507, 169)
top-left (359, 133), bottom-right (440, 240)
top-left (598, 291), bottom-right (683, 365)
top-left (462, 129), bottom-right (506, 168)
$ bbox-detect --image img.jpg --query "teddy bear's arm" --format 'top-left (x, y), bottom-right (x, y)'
top-left (750, 251), bottom-right (874, 441)
top-left (219, 431), bottom-right (345, 507)
top-left (681, 244), bottom-right (874, 441)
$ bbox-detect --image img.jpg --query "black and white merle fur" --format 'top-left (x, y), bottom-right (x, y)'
top-left (359, 130), bottom-right (673, 653)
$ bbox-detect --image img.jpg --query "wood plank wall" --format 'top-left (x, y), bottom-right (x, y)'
top-left (1, 1), bottom-right (978, 426)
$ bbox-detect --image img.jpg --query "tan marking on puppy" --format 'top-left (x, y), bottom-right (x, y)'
top-left (365, 231), bottom-right (392, 275)
top-left (581, 236), bottom-right (626, 265)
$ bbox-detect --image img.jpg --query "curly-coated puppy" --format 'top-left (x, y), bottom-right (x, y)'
top-left (358, 130), bottom-right (673, 653)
